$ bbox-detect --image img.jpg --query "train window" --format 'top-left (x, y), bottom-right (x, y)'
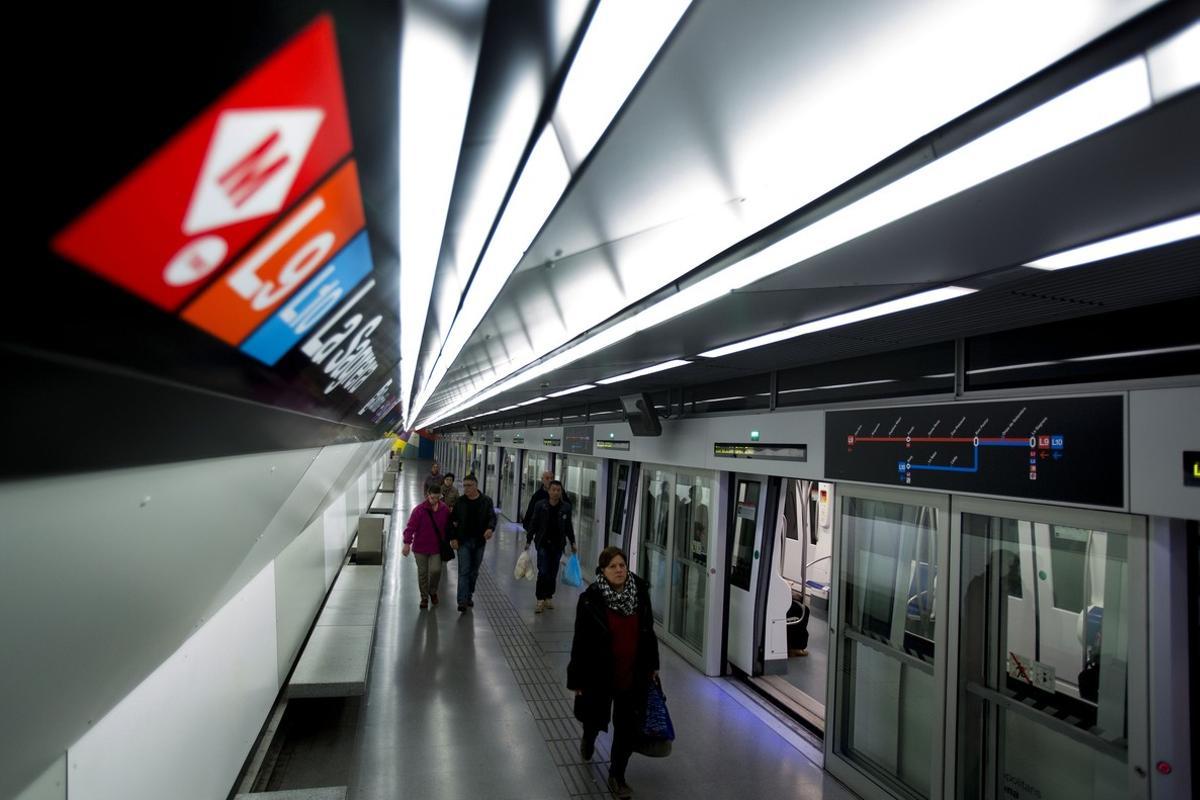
top-left (1049, 526), bottom-right (1090, 613)
top-left (730, 480), bottom-right (761, 591)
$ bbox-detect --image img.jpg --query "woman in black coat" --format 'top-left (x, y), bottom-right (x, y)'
top-left (567, 546), bottom-right (660, 799)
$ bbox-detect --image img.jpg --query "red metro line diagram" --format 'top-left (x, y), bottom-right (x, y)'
top-left (824, 396), bottom-right (1125, 508)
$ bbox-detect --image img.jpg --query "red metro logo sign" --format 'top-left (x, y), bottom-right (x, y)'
top-left (52, 15), bottom-right (353, 312)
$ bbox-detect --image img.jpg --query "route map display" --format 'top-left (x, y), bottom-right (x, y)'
top-left (825, 396), bottom-right (1124, 507)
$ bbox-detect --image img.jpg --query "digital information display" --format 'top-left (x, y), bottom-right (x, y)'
top-left (714, 442), bottom-right (808, 462)
top-left (564, 425), bottom-right (594, 454)
top-left (1185, 451), bottom-right (1200, 487)
top-left (597, 440), bottom-right (631, 452)
top-left (825, 396), bottom-right (1125, 508)
top-left (512, 434), bottom-right (525, 444)
top-left (543, 437), bottom-right (561, 447)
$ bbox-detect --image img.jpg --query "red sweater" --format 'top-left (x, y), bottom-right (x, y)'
top-left (607, 609), bottom-right (640, 691)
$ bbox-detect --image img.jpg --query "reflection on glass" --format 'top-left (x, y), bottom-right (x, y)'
top-left (837, 496), bottom-right (940, 798)
top-left (521, 451), bottom-right (549, 519)
top-left (564, 457), bottom-right (599, 574)
top-left (669, 474), bottom-right (711, 650)
top-left (730, 481), bottom-right (760, 591)
top-left (957, 513), bottom-right (1130, 800)
top-left (640, 469), bottom-right (673, 622)
top-left (609, 462), bottom-right (630, 539)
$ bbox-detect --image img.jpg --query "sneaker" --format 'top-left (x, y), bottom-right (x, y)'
top-left (419, 598), bottom-right (428, 609)
top-left (580, 733), bottom-right (595, 761)
top-left (536, 600), bottom-right (546, 613)
top-left (467, 598), bottom-right (474, 608)
top-left (430, 593), bottom-right (439, 606)
top-left (544, 598), bottom-right (554, 609)
top-left (457, 604), bottom-right (466, 613)
top-left (607, 774), bottom-right (633, 799)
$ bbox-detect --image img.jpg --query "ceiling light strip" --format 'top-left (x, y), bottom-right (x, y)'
top-left (399, 2), bottom-right (487, 425)
top-left (408, 8), bottom-right (690, 425)
top-left (417, 54), bottom-right (1159, 428)
top-left (596, 359), bottom-right (691, 385)
top-left (1025, 213), bottom-right (1200, 270)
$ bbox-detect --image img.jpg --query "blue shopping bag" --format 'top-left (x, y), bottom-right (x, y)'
top-left (642, 679), bottom-right (676, 742)
top-left (561, 552), bottom-right (582, 587)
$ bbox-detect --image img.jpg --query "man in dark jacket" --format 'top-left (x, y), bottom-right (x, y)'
top-left (521, 468), bottom-right (553, 530)
top-left (526, 480), bottom-right (576, 612)
top-left (568, 546), bottom-right (659, 798)
top-left (450, 474), bottom-right (496, 612)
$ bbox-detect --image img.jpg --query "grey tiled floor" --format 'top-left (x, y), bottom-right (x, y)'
top-left (348, 462), bottom-right (857, 800)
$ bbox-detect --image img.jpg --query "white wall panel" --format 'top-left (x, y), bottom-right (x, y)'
top-left (323, 494), bottom-right (350, 586)
top-left (1129, 386), bottom-right (1200, 520)
top-left (274, 518), bottom-right (328, 684)
top-left (67, 562), bottom-right (278, 800)
top-left (0, 448), bottom-right (311, 797)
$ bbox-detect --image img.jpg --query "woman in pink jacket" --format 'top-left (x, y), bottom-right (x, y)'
top-left (402, 484), bottom-right (453, 609)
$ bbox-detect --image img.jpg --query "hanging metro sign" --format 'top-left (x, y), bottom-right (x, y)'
top-left (51, 15), bottom-right (354, 312)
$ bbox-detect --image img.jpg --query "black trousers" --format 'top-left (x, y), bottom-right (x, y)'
top-left (585, 688), bottom-right (639, 779)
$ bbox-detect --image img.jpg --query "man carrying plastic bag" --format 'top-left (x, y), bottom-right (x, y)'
top-left (526, 479), bottom-right (576, 612)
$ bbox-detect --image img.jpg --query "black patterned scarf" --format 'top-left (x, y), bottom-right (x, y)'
top-left (599, 575), bottom-right (638, 616)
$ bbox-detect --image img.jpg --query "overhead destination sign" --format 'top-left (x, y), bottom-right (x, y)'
top-left (52, 15), bottom-right (353, 312)
top-left (597, 440), bottom-right (631, 452)
top-left (46, 15), bottom-right (403, 429)
top-left (714, 442), bottom-right (808, 462)
top-left (825, 396), bottom-right (1125, 507)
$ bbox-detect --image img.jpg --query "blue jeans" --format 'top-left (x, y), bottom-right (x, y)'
top-left (536, 545), bottom-right (564, 600)
top-left (456, 538), bottom-right (486, 605)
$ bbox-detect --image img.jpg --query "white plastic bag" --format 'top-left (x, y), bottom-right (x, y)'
top-left (515, 547), bottom-right (536, 580)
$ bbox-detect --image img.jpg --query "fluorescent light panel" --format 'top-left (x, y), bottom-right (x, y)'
top-left (700, 287), bottom-right (976, 358)
top-left (554, 0), bottom-right (693, 162)
top-left (1025, 213), bottom-right (1200, 270)
top-left (417, 53), bottom-right (1160, 429)
top-left (596, 359), bottom-right (690, 385)
top-left (409, 10), bottom-right (688, 426)
top-left (399, 3), bottom-right (485, 425)
top-left (547, 383), bottom-right (596, 397)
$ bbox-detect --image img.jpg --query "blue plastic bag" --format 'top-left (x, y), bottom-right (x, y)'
top-left (642, 680), bottom-right (676, 742)
top-left (561, 552), bottom-right (582, 587)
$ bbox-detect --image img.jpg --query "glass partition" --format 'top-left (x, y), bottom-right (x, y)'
top-left (955, 508), bottom-right (1139, 800)
top-left (635, 465), bottom-right (715, 653)
top-left (833, 492), bottom-right (944, 799)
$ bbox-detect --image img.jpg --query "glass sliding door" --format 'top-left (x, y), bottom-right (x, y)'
top-left (635, 465), bottom-right (716, 663)
top-left (563, 456), bottom-right (600, 577)
top-left (951, 499), bottom-right (1146, 800)
top-left (640, 468), bottom-right (673, 622)
top-left (520, 451), bottom-right (549, 522)
top-left (671, 472), bottom-right (711, 649)
top-left (829, 486), bottom-right (948, 800)
top-left (607, 461), bottom-right (632, 548)
top-left (499, 449), bottom-right (516, 517)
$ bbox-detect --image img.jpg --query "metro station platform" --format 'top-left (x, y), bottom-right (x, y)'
top-left (344, 463), bottom-right (856, 800)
